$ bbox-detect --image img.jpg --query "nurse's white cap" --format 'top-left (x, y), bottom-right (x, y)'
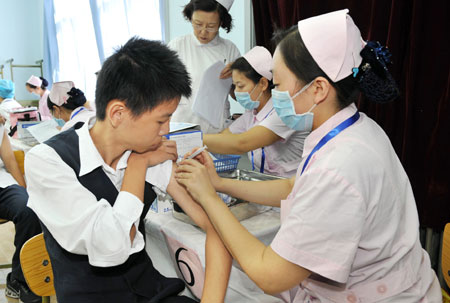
top-left (297, 9), bottom-right (366, 82)
top-left (243, 46), bottom-right (273, 80)
top-left (216, 0), bottom-right (234, 11)
top-left (49, 81), bottom-right (75, 106)
top-left (26, 75), bottom-right (42, 87)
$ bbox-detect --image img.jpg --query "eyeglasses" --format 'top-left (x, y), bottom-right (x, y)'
top-left (192, 23), bottom-right (219, 33)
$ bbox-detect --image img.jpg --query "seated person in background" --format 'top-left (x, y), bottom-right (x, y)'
top-left (25, 75), bottom-right (52, 121)
top-left (47, 81), bottom-right (96, 131)
top-left (0, 123), bottom-right (42, 303)
top-left (0, 79), bottom-right (22, 131)
top-left (25, 37), bottom-right (231, 303)
top-left (203, 46), bottom-right (307, 177)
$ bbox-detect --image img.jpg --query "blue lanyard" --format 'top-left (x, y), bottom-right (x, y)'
top-left (250, 107), bottom-right (274, 173)
top-left (251, 148), bottom-right (265, 173)
top-left (71, 107), bottom-right (85, 120)
top-left (301, 111), bottom-right (360, 176)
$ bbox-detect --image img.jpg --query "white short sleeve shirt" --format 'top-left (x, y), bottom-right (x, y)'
top-left (229, 99), bottom-right (307, 177)
top-left (270, 104), bottom-right (440, 302)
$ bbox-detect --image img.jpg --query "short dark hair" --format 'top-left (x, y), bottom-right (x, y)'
top-left (95, 37), bottom-right (191, 121)
top-left (230, 57), bottom-right (274, 89)
top-left (26, 76), bottom-right (49, 90)
top-left (272, 26), bottom-right (360, 109)
top-left (183, 0), bottom-right (233, 33)
top-left (48, 87), bottom-right (87, 112)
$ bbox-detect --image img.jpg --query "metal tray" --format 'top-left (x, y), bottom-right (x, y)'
top-left (171, 169), bottom-right (284, 226)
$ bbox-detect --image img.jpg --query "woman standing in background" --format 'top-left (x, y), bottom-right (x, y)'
top-left (168, 0), bottom-right (240, 134)
top-left (25, 75), bottom-right (52, 120)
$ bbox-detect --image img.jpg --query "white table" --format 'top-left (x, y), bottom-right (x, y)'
top-left (145, 208), bottom-right (284, 302)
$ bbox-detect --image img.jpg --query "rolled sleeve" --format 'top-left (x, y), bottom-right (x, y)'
top-left (145, 160), bottom-right (172, 192)
top-left (229, 111), bottom-right (251, 134)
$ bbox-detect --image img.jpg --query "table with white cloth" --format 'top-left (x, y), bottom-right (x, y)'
top-left (145, 208), bottom-right (284, 303)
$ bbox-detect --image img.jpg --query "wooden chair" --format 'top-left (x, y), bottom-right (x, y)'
top-left (20, 233), bottom-right (55, 303)
top-left (443, 223), bottom-right (450, 289)
top-left (13, 150), bottom-right (25, 175)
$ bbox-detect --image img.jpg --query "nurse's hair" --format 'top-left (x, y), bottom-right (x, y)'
top-left (95, 37), bottom-right (191, 121)
top-left (272, 26), bottom-right (399, 108)
top-left (183, 0), bottom-right (233, 33)
top-left (230, 58), bottom-right (274, 90)
top-left (47, 87), bottom-right (86, 112)
top-left (25, 77), bottom-right (48, 90)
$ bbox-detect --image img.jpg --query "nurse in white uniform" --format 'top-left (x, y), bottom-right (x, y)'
top-left (203, 46), bottom-right (307, 177)
top-left (0, 80), bottom-right (22, 131)
top-left (47, 81), bottom-right (96, 131)
top-left (168, 0), bottom-right (240, 134)
top-left (176, 9), bottom-right (442, 303)
top-left (25, 75), bottom-right (52, 120)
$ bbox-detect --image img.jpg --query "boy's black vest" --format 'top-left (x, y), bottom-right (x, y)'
top-left (42, 123), bottom-right (184, 303)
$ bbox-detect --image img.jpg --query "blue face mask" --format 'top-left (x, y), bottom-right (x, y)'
top-left (234, 84), bottom-right (261, 110)
top-left (54, 118), bottom-right (65, 128)
top-left (272, 81), bottom-right (316, 131)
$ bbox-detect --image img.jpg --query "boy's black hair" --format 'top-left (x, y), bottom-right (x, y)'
top-left (95, 37), bottom-right (191, 121)
top-left (183, 0), bottom-right (233, 33)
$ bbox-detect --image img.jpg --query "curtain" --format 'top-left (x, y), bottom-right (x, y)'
top-left (251, 0), bottom-right (450, 231)
top-left (44, 0), bottom-right (163, 100)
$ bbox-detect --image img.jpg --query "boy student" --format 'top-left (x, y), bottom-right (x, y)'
top-left (25, 37), bottom-right (231, 303)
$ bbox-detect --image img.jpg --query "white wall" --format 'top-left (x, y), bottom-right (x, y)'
top-left (164, 0), bottom-right (254, 114)
top-left (0, 0), bottom-right (44, 101)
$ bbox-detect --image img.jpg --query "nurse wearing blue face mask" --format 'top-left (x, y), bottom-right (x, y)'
top-left (203, 46), bottom-right (308, 177)
top-left (47, 81), bottom-right (95, 131)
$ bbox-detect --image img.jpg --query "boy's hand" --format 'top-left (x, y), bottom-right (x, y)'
top-left (133, 138), bottom-right (178, 167)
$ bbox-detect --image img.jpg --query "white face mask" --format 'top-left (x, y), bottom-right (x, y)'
top-left (31, 91), bottom-right (40, 97)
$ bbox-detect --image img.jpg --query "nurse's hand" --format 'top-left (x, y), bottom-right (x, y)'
top-left (175, 159), bottom-right (217, 205)
top-left (219, 63), bottom-right (232, 79)
top-left (183, 149), bottom-right (221, 189)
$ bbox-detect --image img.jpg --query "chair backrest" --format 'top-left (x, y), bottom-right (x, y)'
top-left (13, 150), bottom-right (25, 175)
top-left (443, 223), bottom-right (450, 288)
top-left (19, 233), bottom-right (55, 297)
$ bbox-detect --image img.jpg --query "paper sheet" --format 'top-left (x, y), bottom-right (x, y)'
top-left (167, 130), bottom-right (203, 161)
top-left (26, 119), bottom-right (60, 143)
top-left (169, 122), bottom-right (198, 133)
top-left (192, 61), bottom-right (232, 128)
